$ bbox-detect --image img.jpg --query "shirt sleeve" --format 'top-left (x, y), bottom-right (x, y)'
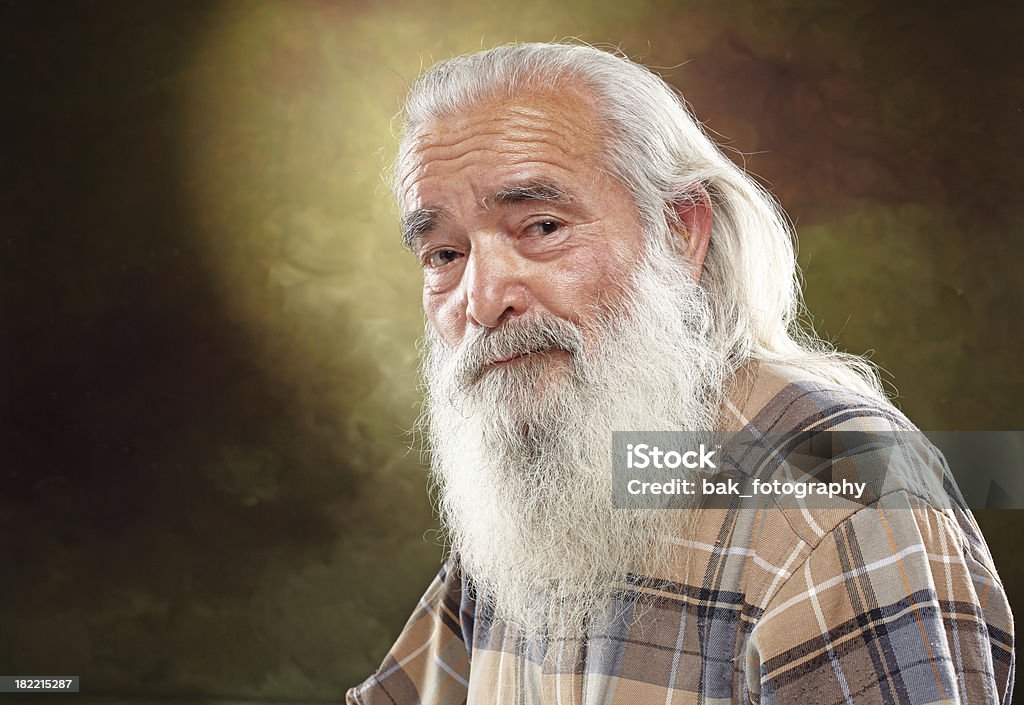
top-left (746, 490), bottom-right (1014, 705)
top-left (346, 557), bottom-right (472, 705)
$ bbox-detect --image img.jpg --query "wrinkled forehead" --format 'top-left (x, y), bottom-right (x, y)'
top-left (395, 88), bottom-right (609, 211)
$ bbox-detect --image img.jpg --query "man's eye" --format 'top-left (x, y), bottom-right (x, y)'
top-left (528, 220), bottom-right (563, 236)
top-left (425, 249), bottom-right (462, 268)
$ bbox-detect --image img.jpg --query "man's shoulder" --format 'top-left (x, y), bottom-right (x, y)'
top-left (714, 361), bottom-right (966, 548)
top-left (723, 360), bottom-right (912, 434)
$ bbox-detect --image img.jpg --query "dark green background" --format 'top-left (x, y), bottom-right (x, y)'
top-left (2, 1), bottom-right (1020, 703)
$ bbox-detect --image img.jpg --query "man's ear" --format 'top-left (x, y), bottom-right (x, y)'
top-left (671, 184), bottom-right (713, 281)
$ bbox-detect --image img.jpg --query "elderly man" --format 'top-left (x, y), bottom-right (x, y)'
top-left (347, 43), bottom-right (1013, 704)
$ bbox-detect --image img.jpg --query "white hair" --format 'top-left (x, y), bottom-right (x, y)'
top-left (395, 42), bottom-right (887, 400)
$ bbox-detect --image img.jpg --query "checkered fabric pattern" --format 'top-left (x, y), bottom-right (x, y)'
top-left (347, 363), bottom-right (1014, 704)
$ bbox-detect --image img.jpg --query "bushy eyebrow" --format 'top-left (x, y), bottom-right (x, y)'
top-left (400, 180), bottom-right (577, 252)
top-left (487, 181), bottom-right (577, 208)
top-left (401, 207), bottom-right (445, 252)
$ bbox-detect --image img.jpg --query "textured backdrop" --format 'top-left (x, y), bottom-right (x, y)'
top-left (2, 1), bottom-right (1021, 702)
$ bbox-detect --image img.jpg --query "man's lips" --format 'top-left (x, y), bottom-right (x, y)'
top-left (487, 347), bottom-right (562, 367)
top-left (490, 350), bottom-right (539, 366)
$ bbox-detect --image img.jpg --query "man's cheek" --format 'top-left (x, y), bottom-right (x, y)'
top-left (556, 248), bottom-right (635, 315)
top-left (423, 292), bottom-right (467, 347)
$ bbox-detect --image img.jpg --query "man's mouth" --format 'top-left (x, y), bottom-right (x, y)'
top-left (489, 350), bottom-right (542, 367)
top-left (486, 346), bottom-right (568, 370)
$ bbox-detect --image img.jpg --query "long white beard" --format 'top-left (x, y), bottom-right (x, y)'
top-left (420, 241), bottom-right (731, 640)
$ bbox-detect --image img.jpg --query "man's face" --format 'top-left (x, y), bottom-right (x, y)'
top-left (402, 86), bottom-right (728, 639)
top-left (398, 89), bottom-right (648, 363)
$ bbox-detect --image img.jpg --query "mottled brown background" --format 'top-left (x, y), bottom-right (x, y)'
top-left (2, 1), bottom-right (1021, 703)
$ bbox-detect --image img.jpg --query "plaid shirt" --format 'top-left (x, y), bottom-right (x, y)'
top-left (347, 363), bottom-right (1014, 704)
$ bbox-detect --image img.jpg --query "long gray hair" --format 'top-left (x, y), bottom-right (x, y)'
top-left (393, 42), bottom-right (887, 401)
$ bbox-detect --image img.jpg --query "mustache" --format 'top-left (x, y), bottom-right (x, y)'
top-left (450, 315), bottom-right (587, 388)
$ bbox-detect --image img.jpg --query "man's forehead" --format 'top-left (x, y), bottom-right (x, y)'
top-left (415, 95), bottom-right (597, 151)
top-left (398, 88), bottom-right (606, 210)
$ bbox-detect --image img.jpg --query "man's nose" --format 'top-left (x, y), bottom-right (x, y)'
top-left (463, 243), bottom-right (529, 329)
